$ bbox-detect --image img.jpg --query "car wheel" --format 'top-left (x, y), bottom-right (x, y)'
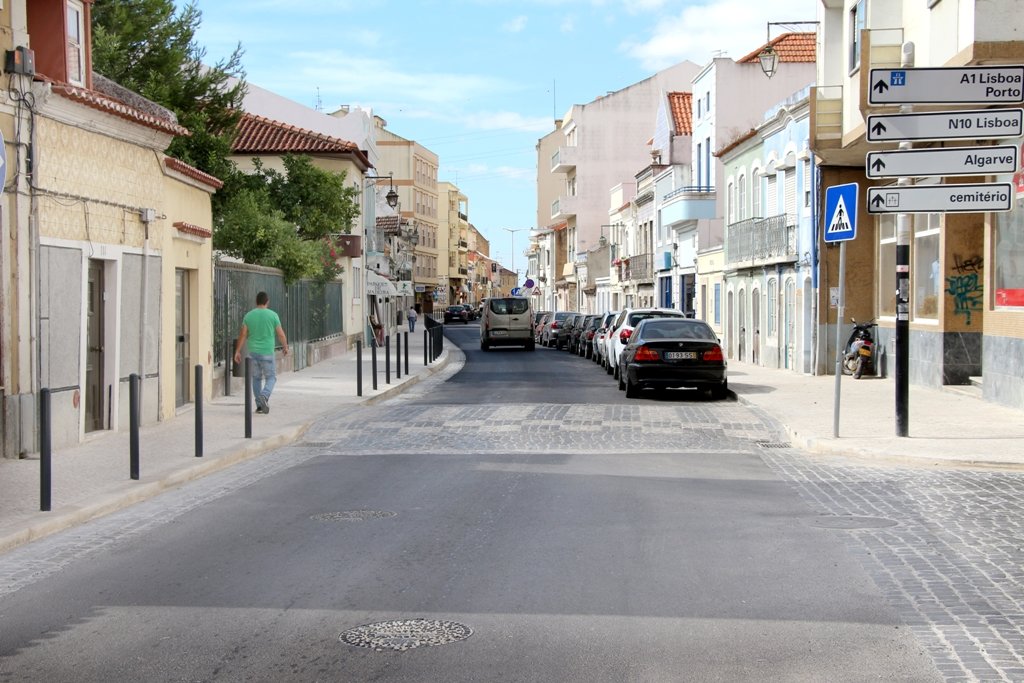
top-left (617, 370), bottom-right (626, 391)
top-left (624, 376), bottom-right (640, 398)
top-left (605, 359), bottom-right (613, 375)
top-left (481, 341), bottom-right (489, 351)
top-left (706, 381), bottom-right (728, 400)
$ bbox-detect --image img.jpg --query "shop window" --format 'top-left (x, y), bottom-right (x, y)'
top-left (913, 213), bottom-right (941, 319)
top-left (878, 214), bottom-right (897, 317)
top-left (995, 175), bottom-right (1024, 307)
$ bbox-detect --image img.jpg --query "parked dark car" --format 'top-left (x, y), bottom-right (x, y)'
top-left (617, 318), bottom-right (728, 400)
top-left (568, 314), bottom-right (595, 355)
top-left (578, 315), bottom-right (602, 358)
top-left (444, 305), bottom-right (469, 324)
top-left (555, 313), bottom-right (580, 350)
top-left (460, 304), bottom-right (476, 320)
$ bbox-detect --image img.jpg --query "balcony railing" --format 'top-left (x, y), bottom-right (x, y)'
top-left (618, 253), bottom-right (654, 282)
top-left (551, 195), bottom-right (578, 220)
top-left (550, 146), bottom-right (577, 173)
top-left (725, 214), bottom-right (798, 267)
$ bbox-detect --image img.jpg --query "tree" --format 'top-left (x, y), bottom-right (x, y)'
top-left (91, 0), bottom-right (246, 183)
top-left (214, 156), bottom-right (359, 283)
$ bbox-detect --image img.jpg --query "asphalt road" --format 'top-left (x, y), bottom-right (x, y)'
top-left (0, 324), bottom-right (943, 681)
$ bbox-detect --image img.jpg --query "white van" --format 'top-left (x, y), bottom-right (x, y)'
top-left (480, 297), bottom-right (534, 351)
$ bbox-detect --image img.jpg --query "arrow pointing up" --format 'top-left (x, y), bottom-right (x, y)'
top-left (871, 158), bottom-right (886, 172)
top-left (873, 80), bottom-right (889, 94)
top-left (871, 195), bottom-right (886, 207)
top-left (871, 121), bottom-right (887, 135)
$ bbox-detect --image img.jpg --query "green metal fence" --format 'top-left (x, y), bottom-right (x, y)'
top-left (214, 261), bottom-right (344, 372)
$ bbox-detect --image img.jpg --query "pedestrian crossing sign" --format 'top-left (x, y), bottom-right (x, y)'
top-left (824, 183), bottom-right (858, 243)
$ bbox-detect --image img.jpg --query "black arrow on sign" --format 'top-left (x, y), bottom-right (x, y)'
top-left (871, 194), bottom-right (886, 208)
top-left (873, 80), bottom-right (889, 94)
top-left (871, 121), bottom-right (887, 135)
top-left (871, 158), bottom-right (886, 172)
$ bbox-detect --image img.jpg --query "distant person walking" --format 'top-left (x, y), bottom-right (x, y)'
top-left (233, 291), bottom-right (288, 414)
top-left (407, 306), bottom-right (418, 333)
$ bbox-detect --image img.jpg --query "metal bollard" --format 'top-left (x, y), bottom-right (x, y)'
top-left (424, 329), bottom-right (428, 366)
top-left (385, 334), bottom-right (391, 385)
top-left (356, 340), bottom-right (363, 397)
top-left (244, 358), bottom-right (252, 439)
top-left (195, 365), bottom-right (203, 458)
top-left (371, 341), bottom-right (378, 390)
top-left (129, 373), bottom-right (140, 480)
top-left (225, 339), bottom-right (232, 397)
top-left (40, 388), bottom-right (51, 512)
top-left (404, 332), bottom-right (410, 374)
top-left (396, 333), bottom-right (402, 379)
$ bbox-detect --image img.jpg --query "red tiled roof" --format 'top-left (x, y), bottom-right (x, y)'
top-left (164, 157), bottom-right (224, 189)
top-left (232, 113), bottom-right (368, 166)
top-left (376, 215), bottom-right (401, 234)
top-left (667, 92), bottom-right (692, 136)
top-left (173, 221), bottom-right (212, 239)
top-left (738, 32), bottom-right (816, 65)
top-left (50, 82), bottom-right (189, 136)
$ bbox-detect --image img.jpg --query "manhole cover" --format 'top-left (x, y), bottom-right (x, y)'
top-left (756, 441), bottom-right (791, 449)
top-left (810, 515), bottom-right (898, 529)
top-left (312, 510), bottom-right (397, 522)
top-left (340, 619), bottom-right (472, 651)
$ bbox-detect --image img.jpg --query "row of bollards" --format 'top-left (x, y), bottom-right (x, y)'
top-left (38, 326), bottom-right (445, 512)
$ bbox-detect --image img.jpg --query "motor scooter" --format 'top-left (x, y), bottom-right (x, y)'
top-left (842, 319), bottom-right (875, 379)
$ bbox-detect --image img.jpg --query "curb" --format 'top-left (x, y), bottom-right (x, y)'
top-left (0, 350), bottom-right (452, 555)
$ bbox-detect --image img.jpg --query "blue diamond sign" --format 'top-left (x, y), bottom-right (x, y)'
top-left (824, 183), bottom-right (858, 243)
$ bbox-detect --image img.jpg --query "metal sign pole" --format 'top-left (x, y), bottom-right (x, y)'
top-left (895, 42), bottom-right (915, 438)
top-left (833, 240), bottom-right (847, 438)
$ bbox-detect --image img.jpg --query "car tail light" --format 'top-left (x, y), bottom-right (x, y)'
top-left (703, 345), bottom-right (724, 362)
top-left (551, 322), bottom-right (560, 330)
top-left (619, 327), bottom-right (633, 343)
top-left (634, 345), bottom-right (660, 361)
top-left (586, 331), bottom-right (595, 340)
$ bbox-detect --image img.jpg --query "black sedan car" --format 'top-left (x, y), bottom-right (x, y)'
top-left (444, 305), bottom-right (469, 324)
top-left (617, 318), bottom-right (727, 399)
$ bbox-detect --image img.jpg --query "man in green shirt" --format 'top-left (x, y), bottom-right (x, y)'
top-left (233, 292), bottom-right (289, 414)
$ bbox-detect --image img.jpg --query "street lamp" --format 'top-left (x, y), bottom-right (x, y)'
top-left (365, 172), bottom-right (399, 208)
top-left (757, 21), bottom-right (819, 79)
top-left (503, 227), bottom-right (530, 285)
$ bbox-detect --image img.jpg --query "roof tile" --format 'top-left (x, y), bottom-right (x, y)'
top-left (738, 32), bottom-right (817, 65)
top-left (667, 92), bottom-right (692, 136)
top-left (232, 113), bottom-right (364, 157)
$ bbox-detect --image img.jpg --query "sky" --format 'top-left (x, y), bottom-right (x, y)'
top-left (185, 0), bottom-right (818, 273)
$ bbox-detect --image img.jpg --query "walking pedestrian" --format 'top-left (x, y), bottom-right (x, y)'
top-left (233, 291), bottom-right (288, 414)
top-left (407, 305), bottom-right (418, 333)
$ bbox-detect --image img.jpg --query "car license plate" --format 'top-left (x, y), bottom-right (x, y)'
top-left (492, 330), bottom-right (507, 335)
top-left (665, 351), bottom-right (697, 360)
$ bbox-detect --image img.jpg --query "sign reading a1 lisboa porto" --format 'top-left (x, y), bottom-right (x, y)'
top-left (865, 145), bottom-right (1019, 178)
top-left (866, 108), bottom-right (1024, 143)
top-left (866, 183), bottom-right (1014, 214)
top-left (868, 66), bottom-right (1024, 105)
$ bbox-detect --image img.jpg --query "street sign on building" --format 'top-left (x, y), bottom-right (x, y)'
top-left (868, 66), bottom-right (1024, 106)
top-left (865, 145), bottom-right (1019, 179)
top-left (866, 108), bottom-right (1024, 143)
top-left (866, 183), bottom-right (1014, 214)
top-left (824, 183), bottom-right (858, 243)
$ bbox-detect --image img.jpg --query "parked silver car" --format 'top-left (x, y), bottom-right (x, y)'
top-left (540, 311), bottom-right (571, 347)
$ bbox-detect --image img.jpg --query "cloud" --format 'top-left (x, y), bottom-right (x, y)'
top-left (503, 15), bottom-right (529, 32)
top-left (622, 0), bottom-right (818, 70)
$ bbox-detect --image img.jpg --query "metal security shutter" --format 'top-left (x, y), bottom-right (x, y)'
top-left (766, 174), bottom-right (778, 216)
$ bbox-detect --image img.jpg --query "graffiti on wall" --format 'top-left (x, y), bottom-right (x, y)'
top-left (946, 253), bottom-right (984, 325)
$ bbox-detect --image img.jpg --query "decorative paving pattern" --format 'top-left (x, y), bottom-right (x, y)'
top-left (339, 619), bottom-right (473, 652)
top-left (306, 403), bottom-right (781, 456)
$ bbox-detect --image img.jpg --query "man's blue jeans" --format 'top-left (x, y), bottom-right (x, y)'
top-left (408, 317), bottom-right (416, 332)
top-left (249, 353), bottom-right (276, 403)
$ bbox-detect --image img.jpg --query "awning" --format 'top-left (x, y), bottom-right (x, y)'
top-left (366, 271), bottom-right (398, 297)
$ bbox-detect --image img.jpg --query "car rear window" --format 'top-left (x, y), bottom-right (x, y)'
top-left (627, 311), bottom-right (685, 326)
top-left (553, 311), bottom-right (570, 321)
top-left (641, 319), bottom-right (716, 340)
top-left (489, 297), bottom-right (530, 315)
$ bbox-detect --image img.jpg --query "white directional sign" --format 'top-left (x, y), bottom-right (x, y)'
top-left (866, 108), bottom-right (1024, 143)
top-left (869, 66), bottom-right (1024, 105)
top-left (865, 145), bottom-right (1019, 179)
top-left (866, 183), bottom-right (1014, 214)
